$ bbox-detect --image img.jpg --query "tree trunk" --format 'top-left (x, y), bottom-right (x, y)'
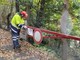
top-left (15, 0), bottom-right (19, 12)
top-left (7, 0), bottom-right (14, 30)
top-left (7, 13), bottom-right (11, 30)
top-left (61, 0), bottom-right (69, 60)
top-left (62, 39), bottom-right (69, 60)
top-left (35, 0), bottom-right (45, 28)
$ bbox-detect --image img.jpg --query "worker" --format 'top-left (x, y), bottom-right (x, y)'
top-left (10, 11), bottom-right (28, 49)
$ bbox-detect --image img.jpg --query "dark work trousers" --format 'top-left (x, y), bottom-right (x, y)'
top-left (11, 29), bottom-right (20, 48)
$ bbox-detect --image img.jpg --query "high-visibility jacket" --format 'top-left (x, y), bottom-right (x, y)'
top-left (10, 13), bottom-right (24, 33)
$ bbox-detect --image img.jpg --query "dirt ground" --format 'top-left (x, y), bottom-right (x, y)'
top-left (0, 29), bottom-right (58, 60)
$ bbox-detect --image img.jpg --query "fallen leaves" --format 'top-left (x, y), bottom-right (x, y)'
top-left (0, 29), bottom-right (58, 60)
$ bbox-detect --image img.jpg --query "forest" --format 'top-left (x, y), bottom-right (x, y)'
top-left (0, 0), bottom-right (80, 60)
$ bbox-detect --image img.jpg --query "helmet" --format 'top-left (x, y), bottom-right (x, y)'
top-left (20, 11), bottom-right (28, 18)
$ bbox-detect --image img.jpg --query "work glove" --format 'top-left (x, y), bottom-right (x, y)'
top-left (22, 25), bottom-right (27, 29)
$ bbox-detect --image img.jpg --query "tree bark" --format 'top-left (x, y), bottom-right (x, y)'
top-left (35, 0), bottom-right (45, 28)
top-left (61, 0), bottom-right (69, 60)
top-left (15, 0), bottom-right (19, 12)
top-left (7, 13), bottom-right (11, 30)
top-left (7, 0), bottom-right (14, 30)
top-left (62, 39), bottom-right (69, 60)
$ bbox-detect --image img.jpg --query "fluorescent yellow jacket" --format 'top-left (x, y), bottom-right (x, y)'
top-left (11, 13), bottom-right (24, 29)
top-left (10, 13), bottom-right (25, 33)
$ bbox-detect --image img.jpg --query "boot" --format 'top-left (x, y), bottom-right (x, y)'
top-left (13, 46), bottom-right (21, 53)
top-left (13, 40), bottom-right (21, 49)
top-left (13, 45), bottom-right (21, 49)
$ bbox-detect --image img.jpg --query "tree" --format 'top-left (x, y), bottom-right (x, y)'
top-left (0, 0), bottom-right (15, 29)
top-left (15, 0), bottom-right (19, 12)
top-left (35, 0), bottom-right (46, 28)
top-left (60, 0), bottom-right (69, 60)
